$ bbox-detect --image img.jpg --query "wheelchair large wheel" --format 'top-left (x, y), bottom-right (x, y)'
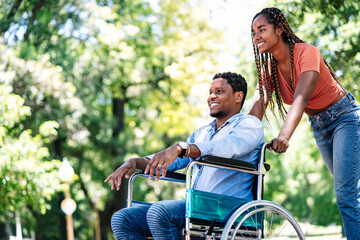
top-left (220, 200), bottom-right (305, 240)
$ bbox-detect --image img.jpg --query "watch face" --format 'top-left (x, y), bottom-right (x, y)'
top-left (179, 141), bottom-right (188, 149)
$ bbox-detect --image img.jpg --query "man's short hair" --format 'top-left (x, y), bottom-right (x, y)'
top-left (213, 72), bottom-right (247, 107)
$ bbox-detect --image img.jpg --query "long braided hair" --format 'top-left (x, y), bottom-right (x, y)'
top-left (251, 7), bottom-right (343, 119)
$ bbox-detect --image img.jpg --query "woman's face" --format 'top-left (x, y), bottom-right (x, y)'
top-left (252, 14), bottom-right (282, 54)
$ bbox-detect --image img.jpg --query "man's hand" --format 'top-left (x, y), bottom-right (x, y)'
top-left (144, 145), bottom-right (180, 180)
top-left (104, 158), bottom-right (142, 191)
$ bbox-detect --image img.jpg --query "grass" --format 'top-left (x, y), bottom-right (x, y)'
top-left (299, 223), bottom-right (345, 240)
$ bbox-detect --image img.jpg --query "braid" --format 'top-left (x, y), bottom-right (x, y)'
top-left (270, 57), bottom-right (287, 119)
top-left (252, 36), bottom-right (266, 116)
top-left (251, 7), bottom-right (343, 120)
top-left (263, 53), bottom-right (274, 113)
top-left (289, 42), bottom-right (295, 88)
top-left (324, 60), bottom-right (346, 91)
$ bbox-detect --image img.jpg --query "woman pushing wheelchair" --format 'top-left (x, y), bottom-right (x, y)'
top-left (248, 7), bottom-right (360, 239)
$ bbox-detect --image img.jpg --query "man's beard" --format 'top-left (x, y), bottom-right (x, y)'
top-left (210, 110), bottom-right (225, 118)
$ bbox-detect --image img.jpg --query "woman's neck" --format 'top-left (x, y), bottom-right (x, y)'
top-left (271, 41), bottom-right (291, 65)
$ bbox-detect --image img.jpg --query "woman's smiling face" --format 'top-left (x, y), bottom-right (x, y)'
top-left (252, 14), bottom-right (281, 54)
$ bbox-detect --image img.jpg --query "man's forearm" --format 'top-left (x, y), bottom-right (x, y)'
top-left (187, 144), bottom-right (201, 159)
top-left (135, 157), bottom-right (150, 170)
top-left (174, 143), bottom-right (201, 159)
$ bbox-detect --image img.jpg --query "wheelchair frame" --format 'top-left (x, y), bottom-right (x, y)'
top-left (127, 142), bottom-right (305, 239)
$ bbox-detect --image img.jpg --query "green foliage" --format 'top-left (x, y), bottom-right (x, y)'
top-left (0, 42), bottom-right (87, 237)
top-left (0, 86), bottom-right (30, 128)
top-left (0, 0), bottom-right (227, 238)
top-left (0, 84), bottom-right (62, 221)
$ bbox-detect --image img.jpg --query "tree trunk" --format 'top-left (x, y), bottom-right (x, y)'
top-left (23, 0), bottom-right (45, 42)
top-left (112, 97), bottom-right (125, 139)
top-left (100, 181), bottom-right (128, 240)
top-left (100, 87), bottom-right (129, 238)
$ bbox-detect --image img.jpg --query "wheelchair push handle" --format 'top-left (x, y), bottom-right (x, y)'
top-left (260, 141), bottom-right (272, 161)
top-left (260, 141), bottom-right (272, 172)
top-left (262, 141), bottom-right (273, 151)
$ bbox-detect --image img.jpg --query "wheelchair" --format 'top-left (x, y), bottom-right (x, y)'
top-left (127, 141), bottom-right (305, 239)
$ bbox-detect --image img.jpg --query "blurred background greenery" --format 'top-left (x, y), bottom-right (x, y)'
top-left (0, 0), bottom-right (359, 239)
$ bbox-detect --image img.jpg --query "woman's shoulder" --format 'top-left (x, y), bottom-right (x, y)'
top-left (294, 42), bottom-right (320, 53)
top-left (294, 42), bottom-right (321, 59)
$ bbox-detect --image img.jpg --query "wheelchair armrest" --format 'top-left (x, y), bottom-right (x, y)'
top-left (137, 170), bottom-right (186, 182)
top-left (127, 170), bottom-right (186, 208)
top-left (198, 155), bottom-right (257, 171)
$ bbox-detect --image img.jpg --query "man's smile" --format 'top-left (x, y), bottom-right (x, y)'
top-left (209, 102), bottom-right (220, 108)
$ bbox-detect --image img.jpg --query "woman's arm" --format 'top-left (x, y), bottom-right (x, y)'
top-left (247, 85), bottom-right (269, 120)
top-left (271, 71), bottom-right (319, 153)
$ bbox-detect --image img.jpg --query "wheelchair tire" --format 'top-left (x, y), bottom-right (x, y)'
top-left (220, 200), bottom-right (305, 240)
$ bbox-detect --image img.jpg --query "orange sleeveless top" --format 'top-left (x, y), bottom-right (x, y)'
top-left (276, 43), bottom-right (341, 109)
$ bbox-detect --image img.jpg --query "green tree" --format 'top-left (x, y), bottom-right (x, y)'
top-left (0, 82), bottom-right (62, 236)
top-left (0, 43), bottom-right (87, 238)
top-left (0, 0), bottom-right (227, 238)
top-left (69, 1), bottom-right (226, 238)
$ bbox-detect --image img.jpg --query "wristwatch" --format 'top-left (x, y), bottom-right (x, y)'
top-left (178, 141), bottom-right (189, 158)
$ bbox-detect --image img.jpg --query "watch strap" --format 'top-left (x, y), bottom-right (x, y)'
top-left (178, 141), bottom-right (189, 158)
top-left (179, 147), bottom-right (187, 158)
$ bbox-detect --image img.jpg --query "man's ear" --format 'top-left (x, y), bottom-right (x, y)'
top-left (235, 91), bottom-right (244, 104)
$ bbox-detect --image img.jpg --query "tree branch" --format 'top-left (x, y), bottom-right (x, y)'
top-left (0, 0), bottom-right (23, 34)
top-left (23, 0), bottom-right (45, 41)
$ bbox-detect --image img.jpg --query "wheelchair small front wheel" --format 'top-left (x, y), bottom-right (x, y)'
top-left (221, 200), bottom-right (305, 240)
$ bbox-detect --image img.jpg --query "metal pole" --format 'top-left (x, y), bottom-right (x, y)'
top-left (64, 183), bottom-right (74, 240)
top-left (65, 213), bottom-right (74, 240)
top-left (94, 206), bottom-right (101, 240)
top-left (15, 211), bottom-right (23, 240)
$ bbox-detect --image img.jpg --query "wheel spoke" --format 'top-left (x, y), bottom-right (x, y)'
top-left (221, 201), bottom-right (305, 240)
top-left (267, 211), bottom-right (274, 239)
top-left (276, 216), bottom-right (283, 237)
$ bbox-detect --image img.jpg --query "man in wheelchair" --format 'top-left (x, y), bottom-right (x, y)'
top-left (105, 72), bottom-right (264, 240)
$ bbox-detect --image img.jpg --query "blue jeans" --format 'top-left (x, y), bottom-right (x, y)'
top-left (309, 92), bottom-right (360, 240)
top-left (111, 200), bottom-right (186, 240)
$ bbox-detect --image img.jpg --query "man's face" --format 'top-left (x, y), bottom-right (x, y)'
top-left (208, 77), bottom-right (241, 119)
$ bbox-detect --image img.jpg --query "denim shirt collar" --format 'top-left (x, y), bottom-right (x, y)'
top-left (209, 112), bottom-right (243, 132)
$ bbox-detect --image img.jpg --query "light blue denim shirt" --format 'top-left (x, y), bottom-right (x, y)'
top-left (152, 113), bottom-right (264, 201)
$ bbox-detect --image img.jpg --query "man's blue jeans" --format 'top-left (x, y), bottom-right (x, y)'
top-left (309, 92), bottom-right (360, 240)
top-left (111, 200), bottom-right (186, 240)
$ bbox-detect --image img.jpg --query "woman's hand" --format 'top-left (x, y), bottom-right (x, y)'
top-left (269, 136), bottom-right (289, 153)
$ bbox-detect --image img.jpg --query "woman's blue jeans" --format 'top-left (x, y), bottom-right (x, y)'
top-left (111, 200), bottom-right (185, 240)
top-left (309, 92), bottom-right (360, 240)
